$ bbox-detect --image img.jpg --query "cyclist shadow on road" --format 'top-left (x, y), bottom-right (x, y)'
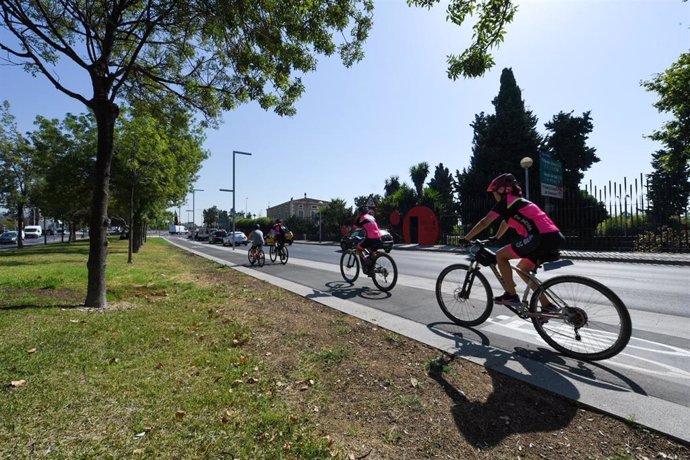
top-left (426, 325), bottom-right (579, 448)
top-left (310, 281), bottom-right (392, 301)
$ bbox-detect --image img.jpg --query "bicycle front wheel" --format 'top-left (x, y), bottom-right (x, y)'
top-left (530, 275), bottom-right (632, 361)
top-left (371, 253), bottom-right (397, 292)
top-left (340, 250), bottom-right (359, 283)
top-left (435, 264), bottom-right (492, 327)
top-left (269, 245), bottom-right (277, 262)
top-left (248, 248), bottom-right (256, 265)
top-left (257, 250), bottom-right (265, 267)
top-left (279, 246), bottom-right (289, 265)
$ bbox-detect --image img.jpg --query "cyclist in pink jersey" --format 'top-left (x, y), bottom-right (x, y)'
top-left (353, 206), bottom-right (383, 274)
top-left (461, 173), bottom-right (565, 310)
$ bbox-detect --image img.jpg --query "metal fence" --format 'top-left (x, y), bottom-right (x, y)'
top-left (441, 174), bottom-right (689, 253)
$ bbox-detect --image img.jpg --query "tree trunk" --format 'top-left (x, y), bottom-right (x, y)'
top-left (16, 203), bottom-right (24, 249)
top-left (128, 183), bottom-right (134, 264)
top-left (84, 99), bottom-right (118, 308)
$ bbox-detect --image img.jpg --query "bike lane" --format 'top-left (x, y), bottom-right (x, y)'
top-left (165, 237), bottom-right (690, 444)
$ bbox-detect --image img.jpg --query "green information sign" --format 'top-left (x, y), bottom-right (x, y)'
top-left (540, 153), bottom-right (563, 199)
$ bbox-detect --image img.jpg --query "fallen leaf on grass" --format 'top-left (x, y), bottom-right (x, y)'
top-left (27, 348), bottom-right (37, 354)
top-left (175, 410), bottom-right (186, 419)
top-left (410, 377), bottom-right (418, 388)
top-left (10, 380), bottom-right (26, 387)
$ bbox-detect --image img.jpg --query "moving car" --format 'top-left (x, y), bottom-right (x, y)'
top-left (0, 231), bottom-right (25, 244)
top-left (340, 229), bottom-right (394, 253)
top-left (24, 225), bottom-right (42, 238)
top-left (222, 231), bottom-right (248, 246)
top-left (209, 229), bottom-right (227, 244)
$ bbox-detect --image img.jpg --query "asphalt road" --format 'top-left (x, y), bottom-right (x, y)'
top-left (168, 236), bottom-right (690, 441)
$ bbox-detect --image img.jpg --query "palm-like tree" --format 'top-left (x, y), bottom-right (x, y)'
top-left (409, 162), bottom-right (430, 200)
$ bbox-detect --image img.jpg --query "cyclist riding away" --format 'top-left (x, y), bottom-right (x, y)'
top-left (271, 219), bottom-right (287, 250)
top-left (353, 206), bottom-right (383, 274)
top-left (461, 173), bottom-right (565, 313)
top-left (249, 224), bottom-right (264, 256)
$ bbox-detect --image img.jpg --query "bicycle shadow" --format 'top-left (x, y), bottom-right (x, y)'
top-left (428, 321), bottom-right (647, 395)
top-left (426, 323), bottom-right (580, 447)
top-left (512, 346), bottom-right (647, 396)
top-left (308, 280), bottom-right (392, 301)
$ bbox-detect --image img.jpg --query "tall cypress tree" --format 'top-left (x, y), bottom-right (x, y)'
top-left (458, 68), bottom-right (542, 228)
top-left (543, 111), bottom-right (598, 194)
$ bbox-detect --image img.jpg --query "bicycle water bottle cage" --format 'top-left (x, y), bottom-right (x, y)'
top-left (472, 246), bottom-right (497, 266)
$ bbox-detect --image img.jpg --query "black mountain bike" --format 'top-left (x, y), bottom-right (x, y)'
top-left (269, 243), bottom-right (289, 265)
top-left (340, 245), bottom-right (398, 292)
top-left (435, 239), bottom-right (632, 361)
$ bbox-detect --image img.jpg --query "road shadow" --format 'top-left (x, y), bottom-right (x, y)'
top-left (512, 346), bottom-right (648, 396)
top-left (428, 321), bottom-right (648, 395)
top-left (311, 280), bottom-right (392, 301)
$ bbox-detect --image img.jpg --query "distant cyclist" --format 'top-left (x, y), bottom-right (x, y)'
top-left (461, 173), bottom-right (564, 312)
top-left (271, 219), bottom-right (287, 250)
top-left (353, 206), bottom-right (383, 274)
top-left (248, 224), bottom-right (264, 256)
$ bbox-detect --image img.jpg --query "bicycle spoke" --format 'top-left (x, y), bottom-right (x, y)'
top-left (532, 276), bottom-right (631, 361)
top-left (435, 264), bottom-right (492, 326)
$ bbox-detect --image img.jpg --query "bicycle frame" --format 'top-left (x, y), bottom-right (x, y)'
top-left (466, 251), bottom-right (563, 322)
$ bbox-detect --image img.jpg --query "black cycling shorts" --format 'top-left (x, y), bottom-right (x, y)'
top-left (510, 232), bottom-right (565, 267)
top-left (357, 238), bottom-right (382, 252)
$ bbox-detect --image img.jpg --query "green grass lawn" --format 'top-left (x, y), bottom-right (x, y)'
top-left (0, 238), bottom-right (330, 459)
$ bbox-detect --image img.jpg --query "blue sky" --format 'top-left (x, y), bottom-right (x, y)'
top-left (1, 0), bottom-right (688, 225)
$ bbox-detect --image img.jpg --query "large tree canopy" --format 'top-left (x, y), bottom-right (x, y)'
top-left (0, 0), bottom-right (374, 308)
top-left (642, 51), bottom-right (690, 171)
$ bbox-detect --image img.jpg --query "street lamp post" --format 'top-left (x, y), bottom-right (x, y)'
top-left (219, 188), bottom-right (234, 249)
top-left (192, 188), bottom-right (203, 230)
top-left (520, 157), bottom-right (534, 200)
top-left (186, 210), bottom-right (193, 226)
top-left (230, 150), bottom-right (252, 243)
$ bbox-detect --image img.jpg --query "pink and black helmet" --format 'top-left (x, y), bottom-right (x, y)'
top-left (487, 173), bottom-right (522, 196)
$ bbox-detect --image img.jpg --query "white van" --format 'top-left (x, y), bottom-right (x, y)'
top-left (24, 225), bottom-right (42, 238)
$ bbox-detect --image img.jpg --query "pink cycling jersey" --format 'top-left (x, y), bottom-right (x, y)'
top-left (488, 195), bottom-right (559, 237)
top-left (354, 213), bottom-right (382, 239)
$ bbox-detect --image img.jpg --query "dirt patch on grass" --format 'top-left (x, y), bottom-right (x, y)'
top-left (197, 261), bottom-right (689, 460)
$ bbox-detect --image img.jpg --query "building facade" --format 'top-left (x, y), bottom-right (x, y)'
top-left (267, 194), bottom-right (327, 221)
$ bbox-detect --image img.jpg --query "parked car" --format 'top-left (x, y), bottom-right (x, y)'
top-left (0, 231), bottom-right (25, 244)
top-left (195, 228), bottom-right (214, 241)
top-left (24, 225), bottom-right (42, 238)
top-left (222, 231), bottom-right (248, 246)
top-left (340, 228), bottom-right (394, 253)
top-left (209, 229), bottom-right (228, 244)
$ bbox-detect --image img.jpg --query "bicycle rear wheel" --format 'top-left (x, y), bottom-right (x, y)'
top-left (339, 250), bottom-right (359, 283)
top-left (371, 253), bottom-right (397, 292)
top-left (530, 275), bottom-right (632, 361)
top-left (435, 264), bottom-right (492, 327)
top-left (279, 246), bottom-right (289, 265)
top-left (269, 245), bottom-right (277, 262)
